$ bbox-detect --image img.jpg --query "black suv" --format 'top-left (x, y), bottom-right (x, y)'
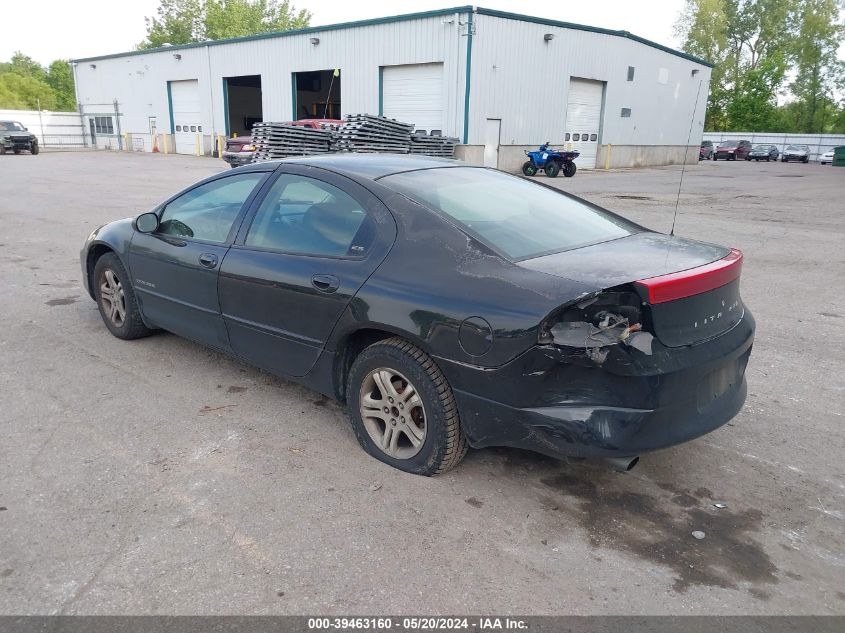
top-left (0, 120), bottom-right (39, 155)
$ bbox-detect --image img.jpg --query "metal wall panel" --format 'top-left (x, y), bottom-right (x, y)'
top-left (73, 14), bottom-right (469, 145)
top-left (467, 14), bottom-right (711, 147)
top-left (73, 9), bottom-right (711, 157)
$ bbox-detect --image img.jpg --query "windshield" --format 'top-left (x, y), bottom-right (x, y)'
top-left (786, 145), bottom-right (801, 151)
top-left (720, 141), bottom-right (739, 147)
top-left (380, 167), bottom-right (638, 260)
top-left (0, 121), bottom-right (25, 132)
top-left (753, 145), bottom-right (770, 150)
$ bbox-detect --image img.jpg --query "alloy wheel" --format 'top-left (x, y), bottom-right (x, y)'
top-left (99, 269), bottom-right (126, 327)
top-left (359, 367), bottom-right (427, 459)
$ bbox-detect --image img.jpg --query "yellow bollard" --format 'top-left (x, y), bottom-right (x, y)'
top-left (604, 144), bottom-right (612, 170)
top-left (123, 133), bottom-right (130, 151)
top-left (217, 134), bottom-right (225, 157)
top-left (195, 134), bottom-right (201, 156)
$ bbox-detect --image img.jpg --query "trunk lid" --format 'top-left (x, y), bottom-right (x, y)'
top-left (520, 232), bottom-right (744, 347)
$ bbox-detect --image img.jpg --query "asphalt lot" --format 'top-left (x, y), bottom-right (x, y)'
top-left (1, 150), bottom-right (843, 615)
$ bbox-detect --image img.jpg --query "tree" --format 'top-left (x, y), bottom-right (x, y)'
top-left (46, 61), bottom-right (76, 111)
top-left (788, 0), bottom-right (844, 132)
top-left (139, 0), bottom-right (311, 49)
top-left (726, 54), bottom-right (787, 130)
top-left (675, 0), bottom-right (732, 129)
top-left (0, 52), bottom-right (76, 111)
top-left (0, 72), bottom-right (57, 110)
top-left (676, 0), bottom-right (845, 132)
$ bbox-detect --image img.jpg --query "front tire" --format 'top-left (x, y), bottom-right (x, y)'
top-left (348, 338), bottom-right (468, 476)
top-left (93, 253), bottom-right (152, 340)
top-left (31, 143), bottom-right (39, 155)
top-left (544, 161), bottom-right (560, 178)
top-left (521, 161), bottom-right (538, 177)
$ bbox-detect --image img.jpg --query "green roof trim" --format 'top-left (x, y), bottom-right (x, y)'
top-left (71, 6), bottom-right (712, 68)
top-left (475, 8), bottom-right (714, 68)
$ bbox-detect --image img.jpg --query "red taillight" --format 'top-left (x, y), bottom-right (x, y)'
top-left (635, 248), bottom-right (743, 304)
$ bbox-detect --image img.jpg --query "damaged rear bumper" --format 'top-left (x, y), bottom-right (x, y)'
top-left (438, 311), bottom-right (755, 460)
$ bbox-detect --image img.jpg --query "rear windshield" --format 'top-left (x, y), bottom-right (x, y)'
top-left (720, 141), bottom-right (739, 147)
top-left (380, 167), bottom-right (637, 260)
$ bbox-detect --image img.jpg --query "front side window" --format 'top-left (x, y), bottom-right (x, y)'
top-left (245, 174), bottom-right (372, 257)
top-left (158, 173), bottom-right (264, 243)
top-left (381, 167), bottom-right (637, 260)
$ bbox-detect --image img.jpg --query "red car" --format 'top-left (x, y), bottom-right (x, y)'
top-left (222, 119), bottom-right (343, 168)
top-left (714, 140), bottom-right (752, 161)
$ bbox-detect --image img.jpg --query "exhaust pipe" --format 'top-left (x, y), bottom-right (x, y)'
top-left (604, 456), bottom-right (639, 472)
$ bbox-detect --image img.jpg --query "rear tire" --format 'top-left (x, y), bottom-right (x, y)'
top-left (93, 253), bottom-right (152, 340)
top-left (563, 161), bottom-right (576, 177)
top-left (544, 161), bottom-right (560, 178)
top-left (348, 337), bottom-right (468, 476)
top-left (521, 161), bottom-right (538, 177)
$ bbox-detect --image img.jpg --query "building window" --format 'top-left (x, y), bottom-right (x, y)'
top-left (565, 133), bottom-right (570, 141)
top-left (176, 125), bottom-right (182, 132)
top-left (190, 125), bottom-right (197, 132)
top-left (93, 116), bottom-right (114, 134)
top-left (627, 66), bottom-right (635, 81)
top-left (590, 133), bottom-right (598, 141)
top-left (573, 133), bottom-right (580, 141)
top-left (621, 108), bottom-right (632, 118)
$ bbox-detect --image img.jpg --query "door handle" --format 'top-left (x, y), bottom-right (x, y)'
top-left (311, 274), bottom-right (340, 293)
top-left (198, 253), bottom-right (218, 269)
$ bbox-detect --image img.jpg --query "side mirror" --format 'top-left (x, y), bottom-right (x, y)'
top-left (136, 212), bottom-right (159, 233)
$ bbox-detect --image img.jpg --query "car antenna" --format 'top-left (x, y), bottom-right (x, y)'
top-left (670, 78), bottom-right (703, 237)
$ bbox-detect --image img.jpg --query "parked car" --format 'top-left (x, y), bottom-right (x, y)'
top-left (819, 149), bottom-right (835, 165)
top-left (714, 139), bottom-right (752, 160)
top-left (0, 120), bottom-right (39, 155)
top-left (782, 145), bottom-right (810, 163)
top-left (748, 144), bottom-right (779, 162)
top-left (80, 155), bottom-right (754, 476)
top-left (699, 140), bottom-right (714, 160)
top-left (223, 119), bottom-right (343, 168)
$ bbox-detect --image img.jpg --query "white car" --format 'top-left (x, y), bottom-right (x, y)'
top-left (820, 150), bottom-right (835, 165)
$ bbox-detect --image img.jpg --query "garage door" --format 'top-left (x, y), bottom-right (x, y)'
top-left (565, 79), bottom-right (604, 169)
top-left (170, 79), bottom-right (201, 155)
top-left (382, 63), bottom-right (444, 132)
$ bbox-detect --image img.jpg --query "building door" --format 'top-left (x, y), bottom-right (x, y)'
top-left (565, 78), bottom-right (604, 169)
top-left (382, 63), bottom-right (444, 132)
top-left (170, 79), bottom-right (201, 154)
top-left (483, 119), bottom-right (500, 168)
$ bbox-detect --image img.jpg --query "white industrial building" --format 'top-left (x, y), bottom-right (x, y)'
top-left (71, 6), bottom-right (712, 170)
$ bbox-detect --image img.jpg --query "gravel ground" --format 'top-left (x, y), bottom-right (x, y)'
top-left (0, 151), bottom-right (842, 615)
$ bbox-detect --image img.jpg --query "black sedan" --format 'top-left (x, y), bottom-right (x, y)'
top-left (81, 155), bottom-right (754, 476)
top-left (748, 144), bottom-right (779, 161)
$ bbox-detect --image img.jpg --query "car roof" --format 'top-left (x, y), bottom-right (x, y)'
top-left (260, 153), bottom-right (465, 180)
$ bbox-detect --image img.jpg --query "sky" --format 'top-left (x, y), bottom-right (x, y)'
top-left (2, 0), bottom-right (689, 64)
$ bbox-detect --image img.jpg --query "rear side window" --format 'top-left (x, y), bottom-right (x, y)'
top-left (245, 174), bottom-right (373, 257)
top-left (158, 173), bottom-right (264, 243)
top-left (381, 167), bottom-right (636, 260)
